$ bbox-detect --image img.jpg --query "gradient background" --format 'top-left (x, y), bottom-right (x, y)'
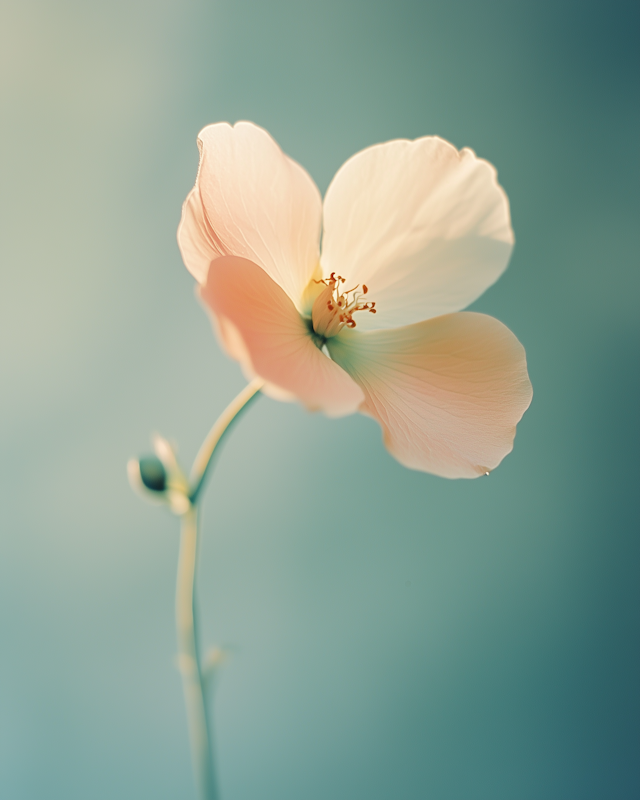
top-left (1, 1), bottom-right (639, 798)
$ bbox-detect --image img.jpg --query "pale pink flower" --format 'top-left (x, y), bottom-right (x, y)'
top-left (178, 122), bottom-right (532, 478)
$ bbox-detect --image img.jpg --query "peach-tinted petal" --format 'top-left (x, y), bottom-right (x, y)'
top-left (178, 122), bottom-right (323, 306)
top-left (327, 313), bottom-right (532, 478)
top-left (321, 137), bottom-right (514, 330)
top-left (200, 256), bottom-right (363, 417)
top-left (177, 186), bottom-right (218, 286)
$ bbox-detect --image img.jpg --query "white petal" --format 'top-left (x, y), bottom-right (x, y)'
top-left (321, 137), bottom-right (514, 329)
top-left (327, 313), bottom-right (532, 478)
top-left (178, 122), bottom-right (322, 306)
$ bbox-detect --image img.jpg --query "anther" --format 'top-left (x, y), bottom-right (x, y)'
top-left (311, 275), bottom-right (378, 338)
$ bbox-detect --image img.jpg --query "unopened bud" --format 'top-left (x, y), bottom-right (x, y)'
top-left (138, 455), bottom-right (167, 492)
top-left (127, 435), bottom-right (190, 514)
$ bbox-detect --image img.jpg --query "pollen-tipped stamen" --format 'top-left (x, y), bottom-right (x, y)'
top-left (311, 274), bottom-right (377, 339)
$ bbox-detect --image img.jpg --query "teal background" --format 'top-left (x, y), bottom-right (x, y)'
top-left (1, 0), bottom-right (638, 798)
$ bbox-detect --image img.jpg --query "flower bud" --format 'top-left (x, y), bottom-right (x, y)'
top-left (137, 455), bottom-right (167, 492)
top-left (128, 435), bottom-right (191, 515)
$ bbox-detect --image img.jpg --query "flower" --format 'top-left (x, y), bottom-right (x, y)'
top-left (178, 122), bottom-right (532, 478)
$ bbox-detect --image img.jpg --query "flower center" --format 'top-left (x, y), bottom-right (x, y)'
top-left (311, 273), bottom-right (377, 340)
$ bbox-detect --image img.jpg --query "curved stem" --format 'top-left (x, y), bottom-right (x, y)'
top-left (190, 378), bottom-right (264, 503)
top-left (175, 378), bottom-right (264, 799)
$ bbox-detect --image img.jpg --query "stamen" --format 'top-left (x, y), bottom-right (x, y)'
top-left (311, 274), bottom-right (378, 339)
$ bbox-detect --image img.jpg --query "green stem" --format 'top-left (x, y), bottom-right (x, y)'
top-left (190, 379), bottom-right (265, 503)
top-left (176, 505), bottom-right (218, 800)
top-left (175, 378), bottom-right (263, 800)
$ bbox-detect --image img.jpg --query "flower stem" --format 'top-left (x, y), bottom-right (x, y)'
top-left (175, 378), bottom-right (264, 800)
top-left (176, 505), bottom-right (218, 800)
top-left (189, 378), bottom-right (265, 503)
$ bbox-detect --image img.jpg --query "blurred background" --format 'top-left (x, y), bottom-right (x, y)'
top-left (1, 0), bottom-right (638, 797)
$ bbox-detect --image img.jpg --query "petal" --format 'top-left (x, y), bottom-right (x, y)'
top-left (177, 186), bottom-right (217, 285)
top-left (326, 313), bottom-right (532, 478)
top-left (178, 122), bottom-right (323, 306)
top-left (321, 137), bottom-right (514, 330)
top-left (200, 256), bottom-right (364, 417)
